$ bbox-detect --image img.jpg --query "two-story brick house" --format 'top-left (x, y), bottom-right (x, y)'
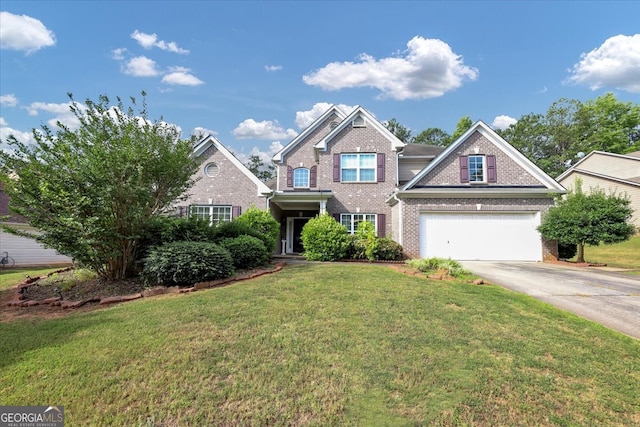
top-left (184, 105), bottom-right (565, 261)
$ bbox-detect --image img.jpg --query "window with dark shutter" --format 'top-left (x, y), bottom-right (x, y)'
top-left (377, 214), bottom-right (386, 237)
top-left (459, 155), bottom-right (469, 183)
top-left (310, 165), bottom-right (317, 187)
top-left (487, 155), bottom-right (497, 183)
top-left (377, 153), bottom-right (385, 182)
top-left (286, 166), bottom-right (293, 187)
top-left (333, 153), bottom-right (341, 182)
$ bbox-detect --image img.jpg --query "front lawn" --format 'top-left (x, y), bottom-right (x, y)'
top-left (1, 264), bottom-right (638, 426)
top-left (572, 234), bottom-right (640, 270)
top-left (0, 267), bottom-right (62, 291)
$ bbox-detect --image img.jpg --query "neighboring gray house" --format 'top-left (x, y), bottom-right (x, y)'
top-left (556, 150), bottom-right (640, 228)
top-left (0, 182), bottom-right (72, 267)
top-left (184, 106), bottom-right (566, 261)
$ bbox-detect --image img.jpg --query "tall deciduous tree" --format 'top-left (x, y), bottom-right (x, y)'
top-left (450, 116), bottom-right (473, 142)
top-left (537, 181), bottom-right (636, 263)
top-left (413, 127), bottom-right (452, 146)
top-left (245, 154), bottom-right (275, 181)
top-left (499, 94), bottom-right (640, 177)
top-left (0, 93), bottom-right (200, 280)
top-left (384, 118), bottom-right (413, 143)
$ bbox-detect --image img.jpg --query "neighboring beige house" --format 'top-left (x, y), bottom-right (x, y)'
top-left (557, 151), bottom-right (640, 228)
top-left (0, 182), bottom-right (72, 267)
top-left (183, 105), bottom-right (566, 261)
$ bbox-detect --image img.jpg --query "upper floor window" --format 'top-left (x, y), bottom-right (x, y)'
top-left (190, 205), bottom-right (233, 225)
top-left (352, 115), bottom-right (366, 128)
top-left (204, 162), bottom-right (219, 177)
top-left (341, 153), bottom-right (376, 182)
top-left (459, 154), bottom-right (497, 184)
top-left (468, 155), bottom-right (485, 182)
top-left (293, 168), bottom-right (309, 188)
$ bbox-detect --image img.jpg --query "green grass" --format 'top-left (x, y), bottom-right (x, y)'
top-left (0, 267), bottom-right (63, 291)
top-left (1, 264), bottom-right (639, 426)
top-left (573, 235), bottom-right (640, 270)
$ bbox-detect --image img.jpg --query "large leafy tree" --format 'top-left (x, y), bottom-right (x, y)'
top-left (450, 116), bottom-right (473, 142)
top-left (500, 94), bottom-right (640, 177)
top-left (0, 93), bottom-right (201, 280)
top-left (384, 118), bottom-right (413, 143)
top-left (245, 154), bottom-right (275, 181)
top-left (413, 127), bottom-right (452, 146)
top-left (537, 181), bottom-right (636, 263)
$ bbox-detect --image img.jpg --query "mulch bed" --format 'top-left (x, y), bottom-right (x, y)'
top-left (1, 263), bottom-right (286, 322)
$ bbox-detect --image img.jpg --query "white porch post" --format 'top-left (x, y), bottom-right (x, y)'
top-left (319, 200), bottom-right (327, 215)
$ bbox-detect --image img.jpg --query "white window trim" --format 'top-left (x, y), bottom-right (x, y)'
top-left (340, 213), bottom-right (377, 235)
top-left (204, 162), bottom-right (219, 177)
top-left (341, 153), bottom-right (376, 183)
top-left (293, 167), bottom-right (310, 188)
top-left (468, 155), bottom-right (486, 183)
top-left (190, 205), bottom-right (232, 225)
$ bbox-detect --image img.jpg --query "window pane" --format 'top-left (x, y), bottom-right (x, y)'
top-left (469, 156), bottom-right (484, 182)
top-left (342, 169), bottom-right (357, 182)
top-left (359, 168), bottom-right (375, 182)
top-left (341, 154), bottom-right (358, 168)
top-left (293, 168), bottom-right (309, 188)
top-left (359, 154), bottom-right (375, 168)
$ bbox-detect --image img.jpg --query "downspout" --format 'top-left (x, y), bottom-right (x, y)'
top-left (393, 192), bottom-right (403, 246)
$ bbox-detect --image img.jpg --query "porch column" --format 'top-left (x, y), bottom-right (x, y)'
top-left (319, 200), bottom-right (327, 215)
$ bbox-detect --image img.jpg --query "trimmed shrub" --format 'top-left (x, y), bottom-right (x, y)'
top-left (143, 241), bottom-right (234, 286)
top-left (301, 214), bottom-right (349, 261)
top-left (234, 206), bottom-right (279, 253)
top-left (219, 235), bottom-right (269, 269)
top-left (558, 242), bottom-right (578, 260)
top-left (212, 220), bottom-right (265, 244)
top-left (346, 234), bottom-right (367, 260)
top-left (374, 238), bottom-right (404, 261)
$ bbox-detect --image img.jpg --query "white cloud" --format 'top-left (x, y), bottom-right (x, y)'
top-left (26, 101), bottom-right (82, 129)
top-left (161, 66), bottom-right (204, 86)
top-left (492, 115), bottom-right (517, 130)
top-left (567, 34), bottom-right (640, 93)
top-left (0, 94), bottom-right (18, 107)
top-left (122, 55), bottom-right (161, 77)
top-left (265, 65), bottom-right (283, 72)
top-left (192, 127), bottom-right (218, 139)
top-left (111, 47), bottom-right (127, 61)
top-left (131, 30), bottom-right (189, 54)
top-left (0, 11), bottom-right (56, 53)
top-left (294, 102), bottom-right (357, 128)
top-left (232, 119), bottom-right (298, 140)
top-left (0, 125), bottom-right (36, 151)
top-left (303, 36), bottom-right (478, 100)
top-left (0, 117), bottom-right (7, 127)
top-left (235, 141), bottom-right (284, 167)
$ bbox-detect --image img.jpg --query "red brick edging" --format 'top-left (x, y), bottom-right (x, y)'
top-left (6, 262), bottom-right (287, 310)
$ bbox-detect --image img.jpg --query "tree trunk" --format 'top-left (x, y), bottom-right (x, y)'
top-left (576, 242), bottom-right (585, 263)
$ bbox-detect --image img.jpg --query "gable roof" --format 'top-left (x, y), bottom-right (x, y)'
top-left (401, 120), bottom-right (565, 193)
top-left (314, 106), bottom-right (406, 152)
top-left (556, 150), bottom-right (640, 186)
top-left (272, 105), bottom-right (347, 162)
top-left (193, 134), bottom-right (271, 196)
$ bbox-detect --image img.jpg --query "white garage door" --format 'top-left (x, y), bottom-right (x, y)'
top-left (419, 212), bottom-right (542, 261)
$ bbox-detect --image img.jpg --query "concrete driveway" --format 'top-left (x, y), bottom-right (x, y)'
top-left (461, 261), bottom-right (640, 340)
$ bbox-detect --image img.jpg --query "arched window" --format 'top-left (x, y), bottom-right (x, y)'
top-left (293, 168), bottom-right (309, 188)
top-left (204, 162), bottom-right (219, 177)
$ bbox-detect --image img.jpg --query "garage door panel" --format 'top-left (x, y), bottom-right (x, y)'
top-left (419, 213), bottom-right (542, 261)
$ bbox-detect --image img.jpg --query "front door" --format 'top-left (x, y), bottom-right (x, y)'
top-left (292, 218), bottom-right (310, 253)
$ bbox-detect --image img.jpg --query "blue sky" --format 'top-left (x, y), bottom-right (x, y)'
top-left (1, 1), bottom-right (639, 164)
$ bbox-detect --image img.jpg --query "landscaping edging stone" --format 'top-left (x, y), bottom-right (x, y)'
top-left (6, 262), bottom-right (287, 310)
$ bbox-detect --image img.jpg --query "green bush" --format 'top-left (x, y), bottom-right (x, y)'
top-left (234, 206), bottom-right (279, 253)
top-left (558, 242), bottom-right (578, 260)
top-left (406, 257), bottom-right (468, 278)
top-left (212, 220), bottom-right (266, 243)
top-left (301, 214), bottom-right (349, 261)
top-left (346, 234), bottom-right (367, 260)
top-left (219, 235), bottom-right (269, 269)
top-left (374, 238), bottom-right (404, 261)
top-left (143, 241), bottom-right (234, 286)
